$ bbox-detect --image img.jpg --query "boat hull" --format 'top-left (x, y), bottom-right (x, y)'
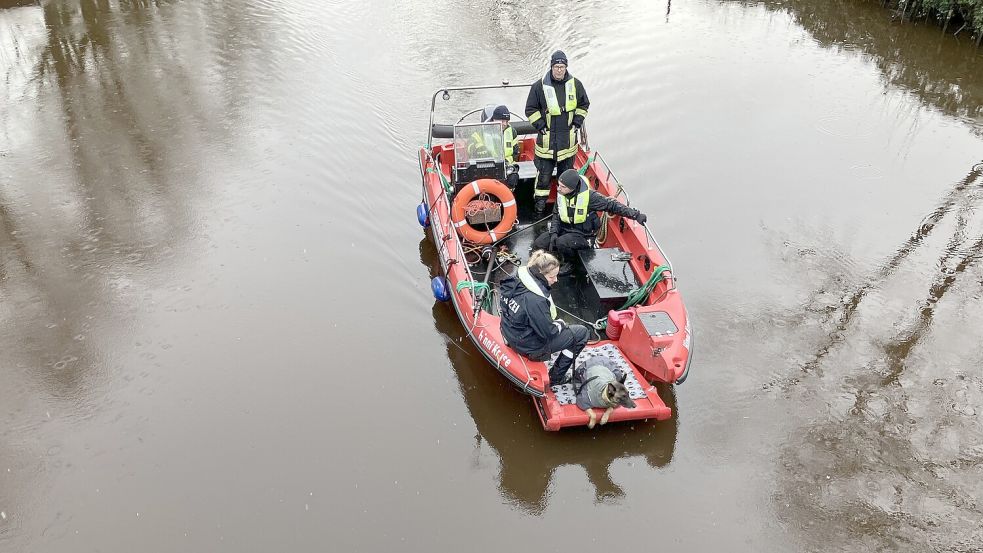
top-left (419, 140), bottom-right (690, 430)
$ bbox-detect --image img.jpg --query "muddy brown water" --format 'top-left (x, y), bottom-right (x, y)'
top-left (2, 1), bottom-right (982, 551)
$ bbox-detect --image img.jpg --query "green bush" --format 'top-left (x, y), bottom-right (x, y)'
top-left (891, 0), bottom-right (983, 39)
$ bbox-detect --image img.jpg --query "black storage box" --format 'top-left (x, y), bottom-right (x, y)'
top-left (454, 160), bottom-right (505, 192)
top-left (578, 247), bottom-right (640, 313)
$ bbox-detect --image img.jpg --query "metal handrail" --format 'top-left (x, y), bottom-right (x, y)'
top-left (590, 150), bottom-right (674, 275)
top-left (420, 148), bottom-right (478, 286)
top-left (427, 82), bottom-right (535, 149)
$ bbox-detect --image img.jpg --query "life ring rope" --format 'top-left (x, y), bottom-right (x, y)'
top-left (451, 179), bottom-right (518, 244)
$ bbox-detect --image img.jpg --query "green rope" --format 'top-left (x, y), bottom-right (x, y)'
top-left (620, 264), bottom-right (670, 309)
top-left (426, 166), bottom-right (453, 194)
top-left (595, 264), bottom-right (671, 330)
top-left (456, 281), bottom-right (493, 311)
top-left (577, 153), bottom-right (597, 176)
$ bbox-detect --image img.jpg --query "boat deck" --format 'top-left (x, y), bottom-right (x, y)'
top-left (478, 176), bottom-right (616, 333)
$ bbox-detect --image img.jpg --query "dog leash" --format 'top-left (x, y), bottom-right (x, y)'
top-left (574, 375), bottom-right (599, 396)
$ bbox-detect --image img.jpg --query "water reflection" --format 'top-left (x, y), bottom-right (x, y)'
top-left (776, 370), bottom-right (983, 551)
top-left (1, 0), bottom-right (266, 395)
top-left (757, 159), bottom-right (983, 550)
top-left (765, 161), bottom-right (983, 391)
top-left (420, 238), bottom-right (677, 513)
top-left (1, 0), bottom-right (267, 547)
top-left (730, 0), bottom-right (983, 128)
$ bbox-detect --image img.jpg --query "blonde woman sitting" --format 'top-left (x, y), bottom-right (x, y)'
top-left (498, 250), bottom-right (589, 385)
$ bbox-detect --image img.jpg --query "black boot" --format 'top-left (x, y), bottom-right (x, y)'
top-left (534, 198), bottom-right (547, 213)
top-left (550, 359), bottom-right (574, 386)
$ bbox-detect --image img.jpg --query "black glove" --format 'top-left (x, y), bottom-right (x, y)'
top-left (549, 233), bottom-right (557, 252)
top-left (635, 211), bottom-right (648, 225)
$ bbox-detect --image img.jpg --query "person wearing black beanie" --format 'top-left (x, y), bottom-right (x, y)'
top-left (525, 50), bottom-right (590, 213)
top-left (532, 169), bottom-right (647, 275)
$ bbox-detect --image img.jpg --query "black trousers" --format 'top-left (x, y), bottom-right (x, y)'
top-left (545, 325), bottom-right (590, 382)
top-left (533, 156), bottom-right (574, 199)
top-left (532, 230), bottom-right (592, 261)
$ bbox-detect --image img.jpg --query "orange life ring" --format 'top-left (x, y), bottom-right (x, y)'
top-left (451, 179), bottom-right (518, 244)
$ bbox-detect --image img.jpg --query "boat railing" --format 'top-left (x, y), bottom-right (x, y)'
top-left (427, 82), bottom-right (536, 149)
top-left (419, 147), bottom-right (480, 288)
top-left (589, 151), bottom-right (675, 277)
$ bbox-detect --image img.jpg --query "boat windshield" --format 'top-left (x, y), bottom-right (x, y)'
top-left (453, 122), bottom-right (506, 168)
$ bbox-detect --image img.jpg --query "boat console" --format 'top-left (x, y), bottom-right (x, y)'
top-left (452, 122), bottom-right (506, 189)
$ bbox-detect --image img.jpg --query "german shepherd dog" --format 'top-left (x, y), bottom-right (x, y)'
top-left (573, 358), bottom-right (637, 429)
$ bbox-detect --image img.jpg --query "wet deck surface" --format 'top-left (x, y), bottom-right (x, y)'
top-left (2, 0), bottom-right (983, 551)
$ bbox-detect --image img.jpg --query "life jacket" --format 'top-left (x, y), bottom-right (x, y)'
top-left (543, 78), bottom-right (577, 116)
top-left (503, 126), bottom-right (517, 164)
top-left (557, 178), bottom-right (590, 225)
top-left (468, 130), bottom-right (499, 159)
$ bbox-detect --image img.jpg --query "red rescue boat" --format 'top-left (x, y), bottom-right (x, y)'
top-left (417, 83), bottom-right (694, 431)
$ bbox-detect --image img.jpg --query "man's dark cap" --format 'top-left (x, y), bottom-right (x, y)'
top-left (550, 50), bottom-right (568, 66)
top-left (558, 169), bottom-right (580, 190)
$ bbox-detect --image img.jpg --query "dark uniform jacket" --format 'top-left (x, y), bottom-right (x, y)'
top-left (525, 72), bottom-right (590, 158)
top-left (551, 178), bottom-right (639, 238)
top-left (499, 268), bottom-right (561, 356)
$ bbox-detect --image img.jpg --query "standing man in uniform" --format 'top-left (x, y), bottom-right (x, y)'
top-left (525, 50), bottom-right (590, 213)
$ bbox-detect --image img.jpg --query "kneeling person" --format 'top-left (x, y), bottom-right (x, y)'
top-left (533, 169), bottom-right (647, 273)
top-left (499, 250), bottom-right (589, 385)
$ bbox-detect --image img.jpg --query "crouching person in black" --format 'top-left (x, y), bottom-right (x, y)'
top-left (499, 250), bottom-right (589, 385)
top-left (533, 168), bottom-right (647, 274)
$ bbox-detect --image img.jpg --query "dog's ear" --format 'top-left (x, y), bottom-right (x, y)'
top-left (617, 371), bottom-right (627, 384)
top-left (614, 383), bottom-right (636, 409)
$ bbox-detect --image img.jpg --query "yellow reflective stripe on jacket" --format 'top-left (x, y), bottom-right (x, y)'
top-left (528, 111), bottom-right (543, 124)
top-left (575, 108), bottom-right (588, 118)
top-left (535, 125), bottom-right (551, 156)
top-left (558, 184), bottom-right (590, 225)
top-left (535, 143), bottom-right (578, 160)
top-left (517, 267), bottom-right (558, 319)
top-left (504, 126), bottom-right (516, 164)
top-left (558, 144), bottom-right (579, 161)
